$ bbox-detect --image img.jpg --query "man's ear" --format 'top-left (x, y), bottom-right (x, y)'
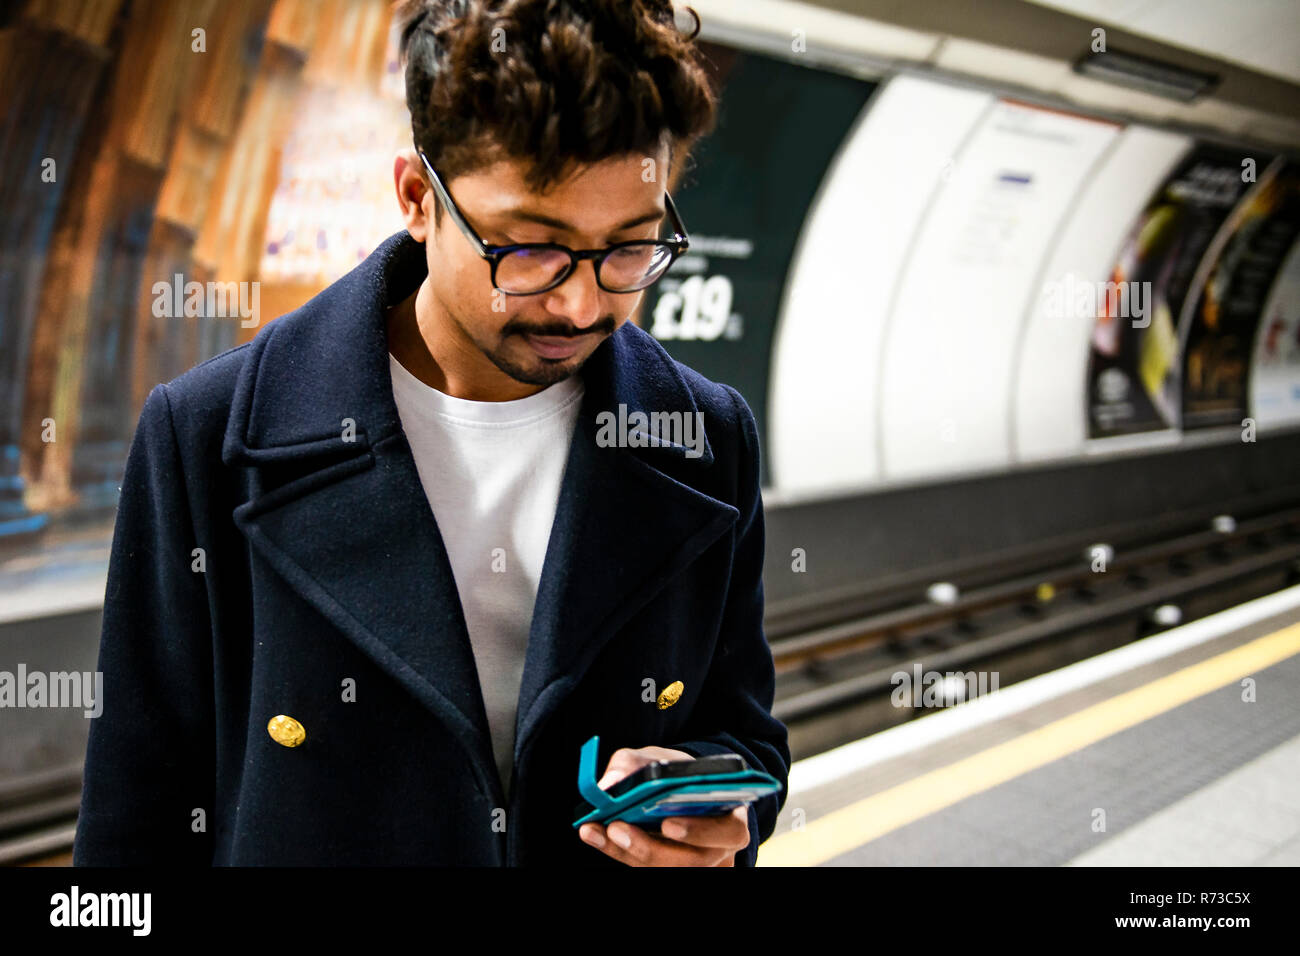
top-left (395, 148), bottom-right (432, 242)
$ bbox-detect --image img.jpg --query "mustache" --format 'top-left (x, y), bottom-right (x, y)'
top-left (508, 316), bottom-right (616, 338)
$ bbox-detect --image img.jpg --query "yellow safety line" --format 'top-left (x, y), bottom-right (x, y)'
top-left (757, 623), bottom-right (1300, 866)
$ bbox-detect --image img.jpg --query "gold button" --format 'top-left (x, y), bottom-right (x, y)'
top-left (267, 714), bottom-right (306, 747)
top-left (657, 680), bottom-right (684, 710)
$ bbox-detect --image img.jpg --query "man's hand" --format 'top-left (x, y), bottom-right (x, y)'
top-left (577, 745), bottom-right (750, 866)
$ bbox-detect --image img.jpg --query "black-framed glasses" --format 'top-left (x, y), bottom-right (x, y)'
top-left (416, 146), bottom-right (690, 295)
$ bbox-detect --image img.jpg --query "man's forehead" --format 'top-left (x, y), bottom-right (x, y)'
top-left (464, 153), bottom-right (668, 232)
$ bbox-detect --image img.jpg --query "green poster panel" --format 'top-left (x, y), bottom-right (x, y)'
top-left (645, 42), bottom-right (877, 485)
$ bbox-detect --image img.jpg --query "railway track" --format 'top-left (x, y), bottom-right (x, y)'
top-left (773, 506), bottom-right (1300, 758)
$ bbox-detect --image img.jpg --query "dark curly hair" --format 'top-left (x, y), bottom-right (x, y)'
top-left (395, 0), bottom-right (717, 226)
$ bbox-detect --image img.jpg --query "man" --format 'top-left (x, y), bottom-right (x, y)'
top-left (73, 0), bottom-right (789, 866)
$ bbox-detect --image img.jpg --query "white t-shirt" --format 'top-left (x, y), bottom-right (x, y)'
top-left (388, 353), bottom-right (584, 799)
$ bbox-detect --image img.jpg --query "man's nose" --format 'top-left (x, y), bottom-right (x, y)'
top-left (543, 258), bottom-right (603, 330)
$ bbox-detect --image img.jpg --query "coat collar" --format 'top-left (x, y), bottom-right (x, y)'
top-left (222, 229), bottom-right (716, 467)
top-left (223, 230), bottom-right (738, 809)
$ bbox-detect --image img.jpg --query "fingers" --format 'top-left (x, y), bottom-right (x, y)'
top-left (579, 820), bottom-right (735, 866)
top-left (658, 806), bottom-right (750, 848)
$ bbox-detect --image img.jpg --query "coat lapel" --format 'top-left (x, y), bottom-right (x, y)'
top-left (222, 230), bottom-right (739, 804)
top-left (511, 320), bottom-right (741, 768)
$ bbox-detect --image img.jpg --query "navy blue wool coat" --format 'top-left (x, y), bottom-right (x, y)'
top-left (73, 230), bottom-right (790, 866)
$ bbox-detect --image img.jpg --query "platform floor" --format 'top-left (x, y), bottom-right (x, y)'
top-left (758, 594), bottom-right (1300, 866)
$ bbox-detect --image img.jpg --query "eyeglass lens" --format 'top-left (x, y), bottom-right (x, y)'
top-left (495, 242), bottom-right (675, 293)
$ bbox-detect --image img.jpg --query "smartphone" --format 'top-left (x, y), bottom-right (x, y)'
top-left (606, 754), bottom-right (746, 797)
top-left (572, 751), bottom-right (781, 829)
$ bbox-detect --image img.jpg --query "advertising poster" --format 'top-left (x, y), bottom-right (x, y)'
top-left (645, 41), bottom-right (876, 485)
top-left (1087, 144), bottom-right (1264, 438)
top-left (1182, 159), bottom-right (1300, 428)
top-left (1249, 238), bottom-right (1300, 430)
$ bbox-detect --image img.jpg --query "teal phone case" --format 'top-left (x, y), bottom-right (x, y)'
top-left (571, 734), bottom-right (782, 829)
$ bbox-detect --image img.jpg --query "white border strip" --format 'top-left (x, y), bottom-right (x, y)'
top-left (788, 582), bottom-right (1300, 795)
